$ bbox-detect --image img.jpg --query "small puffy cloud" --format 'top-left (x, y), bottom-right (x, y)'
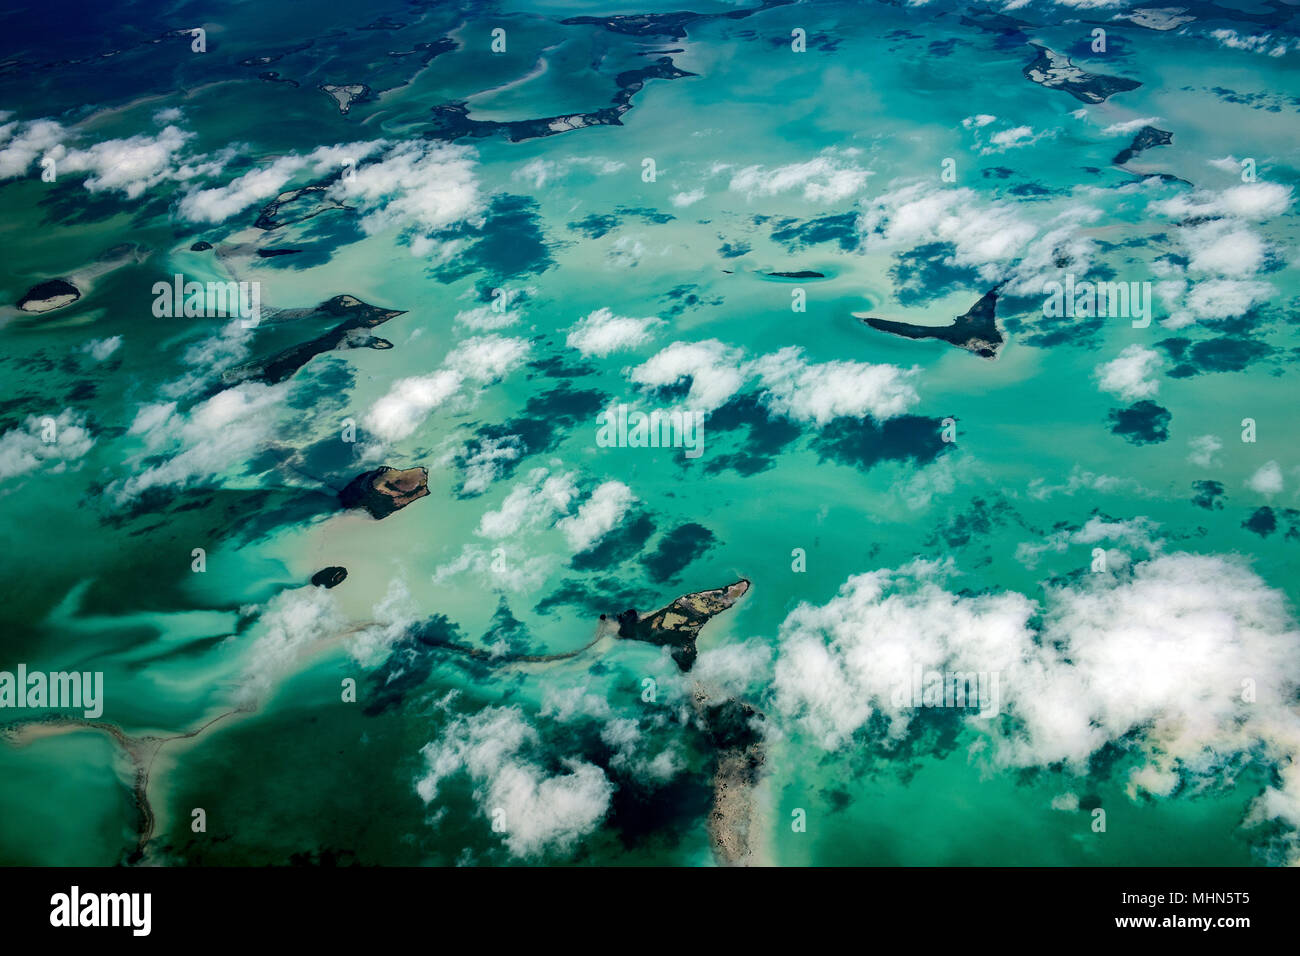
top-left (962, 114), bottom-right (997, 129)
top-left (1181, 220), bottom-right (1269, 277)
top-left (1050, 0), bottom-right (1129, 8)
top-left (458, 435), bottom-right (523, 496)
top-left (237, 585), bottom-right (346, 705)
top-left (1029, 465), bottom-right (1153, 501)
top-left (112, 382), bottom-right (289, 502)
top-left (431, 544), bottom-right (551, 592)
top-left (600, 716), bottom-right (683, 783)
top-left (541, 685), bottom-right (612, 723)
top-left (364, 370), bottom-right (463, 444)
top-left (57, 125), bottom-right (222, 198)
top-left (80, 336), bottom-right (122, 362)
top-left (1100, 117), bottom-right (1162, 136)
top-left (0, 118), bottom-right (65, 179)
top-left (1, 119), bottom-right (225, 198)
top-left (476, 467), bottom-right (578, 539)
top-left (1154, 182), bottom-right (1292, 221)
top-left (0, 410), bottom-right (94, 481)
top-left (1210, 29), bottom-right (1294, 58)
top-left (1246, 461), bottom-right (1283, 495)
top-left (566, 307), bottom-right (661, 357)
top-left (1217, 183), bottom-right (1294, 219)
top-left (1172, 278), bottom-right (1274, 325)
top-left (328, 140), bottom-right (484, 238)
top-left (1095, 344), bottom-right (1163, 401)
top-left (856, 180), bottom-right (1087, 292)
top-left (454, 305), bottom-right (519, 331)
top-left (984, 125), bottom-right (1043, 153)
top-left (180, 154), bottom-right (305, 223)
top-left (1187, 434), bottom-right (1222, 468)
top-left (1015, 516), bottom-right (1161, 569)
top-left (65, 127), bottom-right (206, 196)
top-left (513, 158), bottom-right (558, 189)
top-left (364, 336), bottom-right (529, 443)
top-left (605, 234), bottom-right (649, 269)
top-left (729, 148), bottom-right (870, 204)
top-left (629, 339), bottom-right (749, 413)
top-left (348, 579), bottom-right (419, 668)
top-left (512, 156), bottom-right (623, 189)
top-left (416, 706), bottom-right (613, 858)
top-left (629, 341), bottom-right (921, 424)
top-left (671, 189), bottom-right (705, 208)
top-left (444, 335), bottom-right (530, 382)
top-left (691, 640), bottom-right (774, 698)
top-left (1051, 793), bottom-right (1080, 811)
top-left (556, 480), bottom-right (636, 552)
top-left (754, 347), bottom-right (919, 425)
top-left (166, 320), bottom-right (253, 395)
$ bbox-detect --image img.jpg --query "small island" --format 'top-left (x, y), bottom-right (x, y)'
top-left (224, 294), bottom-right (406, 386)
top-left (1023, 44), bottom-right (1141, 104)
top-left (17, 278), bottom-right (81, 313)
top-left (340, 466), bottom-right (429, 519)
top-left (697, 696), bottom-right (766, 866)
top-left (614, 579), bottom-right (750, 671)
top-left (319, 83), bottom-right (373, 114)
top-left (1112, 125), bottom-right (1173, 166)
top-left (560, 0), bottom-right (793, 39)
top-left (425, 57), bottom-right (695, 144)
top-left (857, 288), bottom-right (1004, 359)
top-left (310, 567), bottom-right (348, 588)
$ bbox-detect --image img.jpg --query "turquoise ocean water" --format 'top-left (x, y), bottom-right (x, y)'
top-left (0, 0), bottom-right (1298, 866)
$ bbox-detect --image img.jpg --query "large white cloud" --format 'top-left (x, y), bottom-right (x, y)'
top-left (0, 410), bottom-right (94, 481)
top-left (476, 467), bottom-right (578, 539)
top-left (772, 553), bottom-right (1300, 861)
top-left (328, 139), bottom-right (484, 238)
top-left (0, 119), bottom-right (225, 197)
top-left (363, 336), bottom-right (529, 444)
top-left (754, 347), bottom-right (919, 425)
top-left (566, 307), bottom-right (661, 358)
top-left (1151, 182), bottom-right (1290, 326)
top-left (1095, 344), bottom-right (1163, 401)
top-left (628, 340), bottom-right (750, 413)
top-left (1154, 182), bottom-right (1292, 221)
top-left (237, 585), bottom-right (346, 706)
top-left (629, 340), bottom-right (919, 424)
top-left (0, 118), bottom-right (65, 179)
top-left (112, 381), bottom-right (289, 502)
top-left (856, 180), bottom-right (1097, 294)
top-left (364, 370), bottom-right (463, 444)
top-left (1246, 461), bottom-right (1284, 496)
top-left (416, 706), bottom-right (613, 858)
top-left (729, 148), bottom-right (870, 204)
top-left (555, 480), bottom-right (636, 552)
top-left (444, 334), bottom-right (530, 383)
top-left (348, 579), bottom-right (419, 668)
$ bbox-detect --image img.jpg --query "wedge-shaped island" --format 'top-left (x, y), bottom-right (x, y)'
top-left (857, 289), bottom-right (1004, 359)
